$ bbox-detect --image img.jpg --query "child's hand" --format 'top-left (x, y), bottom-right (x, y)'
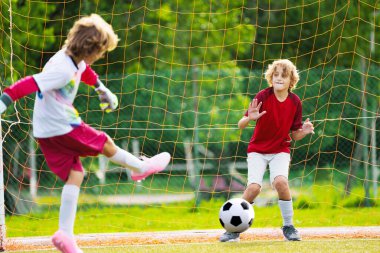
top-left (302, 118), bottom-right (315, 134)
top-left (247, 99), bottom-right (266, 121)
top-left (95, 85), bottom-right (118, 113)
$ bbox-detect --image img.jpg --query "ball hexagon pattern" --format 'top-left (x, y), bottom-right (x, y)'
top-left (219, 198), bottom-right (254, 233)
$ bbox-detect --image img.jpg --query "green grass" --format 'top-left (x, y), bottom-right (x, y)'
top-left (6, 199), bottom-right (380, 237)
top-left (6, 183), bottom-right (380, 252)
top-left (6, 183), bottom-right (380, 238)
top-left (9, 239), bottom-right (380, 253)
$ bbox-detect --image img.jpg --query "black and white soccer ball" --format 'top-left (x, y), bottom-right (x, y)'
top-left (219, 198), bottom-right (254, 233)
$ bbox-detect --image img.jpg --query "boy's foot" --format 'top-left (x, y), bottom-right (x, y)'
top-left (131, 152), bottom-right (171, 181)
top-left (51, 230), bottom-right (83, 253)
top-left (219, 232), bottom-right (240, 242)
top-left (282, 225), bottom-right (301, 241)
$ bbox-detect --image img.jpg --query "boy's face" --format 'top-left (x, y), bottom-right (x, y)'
top-left (272, 66), bottom-right (291, 92)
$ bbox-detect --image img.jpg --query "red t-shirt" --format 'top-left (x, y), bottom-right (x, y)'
top-left (245, 87), bottom-right (303, 154)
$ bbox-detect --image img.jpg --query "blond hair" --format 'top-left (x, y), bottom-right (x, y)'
top-left (64, 14), bottom-right (119, 59)
top-left (264, 59), bottom-right (300, 91)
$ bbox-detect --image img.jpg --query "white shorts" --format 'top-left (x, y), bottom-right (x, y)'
top-left (247, 152), bottom-right (291, 187)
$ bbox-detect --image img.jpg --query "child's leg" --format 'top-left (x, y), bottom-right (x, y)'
top-left (102, 137), bottom-right (171, 181)
top-left (52, 169), bottom-right (84, 252)
top-left (269, 153), bottom-right (293, 226)
top-left (244, 152), bottom-right (268, 203)
top-left (273, 176), bottom-right (293, 226)
top-left (59, 170), bottom-right (84, 237)
top-left (220, 153), bottom-right (267, 242)
top-left (273, 176), bottom-right (291, 200)
top-left (275, 187), bottom-right (300, 241)
top-left (102, 137), bottom-right (145, 172)
top-left (242, 183), bottom-right (261, 203)
top-left (270, 154), bottom-right (300, 241)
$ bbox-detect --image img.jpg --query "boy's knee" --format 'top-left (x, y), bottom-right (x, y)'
top-left (247, 183), bottom-right (261, 194)
top-left (243, 183), bottom-right (261, 203)
top-left (273, 176), bottom-right (289, 190)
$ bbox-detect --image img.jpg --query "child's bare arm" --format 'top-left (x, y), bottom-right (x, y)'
top-left (238, 99), bottom-right (266, 129)
top-left (238, 116), bottom-right (250, 129)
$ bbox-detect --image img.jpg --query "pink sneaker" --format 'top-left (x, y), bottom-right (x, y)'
top-left (51, 230), bottom-right (83, 253)
top-left (131, 152), bottom-right (171, 181)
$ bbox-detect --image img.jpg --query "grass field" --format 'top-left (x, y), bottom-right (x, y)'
top-left (8, 239), bottom-right (380, 253)
top-left (5, 184), bottom-right (380, 252)
top-left (6, 200), bottom-right (380, 237)
top-left (6, 183), bottom-right (380, 237)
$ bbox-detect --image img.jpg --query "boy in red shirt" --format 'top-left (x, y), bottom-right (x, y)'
top-left (220, 59), bottom-right (314, 242)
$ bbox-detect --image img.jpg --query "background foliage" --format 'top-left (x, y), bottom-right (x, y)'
top-left (0, 0), bottom-right (379, 208)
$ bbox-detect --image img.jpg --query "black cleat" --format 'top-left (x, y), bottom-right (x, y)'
top-left (219, 232), bottom-right (240, 242)
top-left (282, 225), bottom-right (301, 241)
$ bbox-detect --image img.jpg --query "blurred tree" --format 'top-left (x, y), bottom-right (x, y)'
top-left (251, 0), bottom-right (379, 68)
top-left (0, 0), bottom-right (378, 169)
top-left (0, 0), bottom-right (57, 80)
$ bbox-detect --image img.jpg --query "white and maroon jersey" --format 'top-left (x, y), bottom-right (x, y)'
top-left (32, 49), bottom-right (86, 138)
top-left (245, 87), bottom-right (303, 154)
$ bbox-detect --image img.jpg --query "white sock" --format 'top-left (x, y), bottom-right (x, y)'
top-left (59, 184), bottom-right (80, 237)
top-left (109, 147), bottom-right (145, 173)
top-left (278, 199), bottom-right (294, 226)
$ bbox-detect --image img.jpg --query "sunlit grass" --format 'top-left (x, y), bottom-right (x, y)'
top-left (10, 239), bottom-right (380, 253)
top-left (6, 198), bottom-right (380, 237)
top-left (6, 183), bottom-right (379, 237)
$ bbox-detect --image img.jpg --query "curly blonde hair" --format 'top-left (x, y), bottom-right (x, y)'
top-left (64, 14), bottom-right (119, 59)
top-left (264, 59), bottom-right (300, 91)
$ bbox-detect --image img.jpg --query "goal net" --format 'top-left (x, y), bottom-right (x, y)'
top-left (0, 0), bottom-right (378, 247)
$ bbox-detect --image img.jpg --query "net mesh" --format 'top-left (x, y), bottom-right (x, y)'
top-left (0, 0), bottom-right (379, 239)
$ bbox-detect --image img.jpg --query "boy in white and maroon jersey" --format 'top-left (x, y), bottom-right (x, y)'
top-left (220, 59), bottom-right (314, 242)
top-left (0, 14), bottom-right (170, 253)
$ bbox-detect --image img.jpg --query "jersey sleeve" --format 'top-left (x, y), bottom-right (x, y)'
top-left (3, 76), bottom-right (39, 101)
top-left (33, 68), bottom-right (71, 93)
top-left (291, 99), bottom-right (303, 131)
top-left (81, 64), bottom-right (98, 86)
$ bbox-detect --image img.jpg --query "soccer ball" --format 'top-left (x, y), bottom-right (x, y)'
top-left (219, 198), bottom-right (254, 233)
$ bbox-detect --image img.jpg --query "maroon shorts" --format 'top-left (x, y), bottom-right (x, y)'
top-left (37, 122), bottom-right (108, 182)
